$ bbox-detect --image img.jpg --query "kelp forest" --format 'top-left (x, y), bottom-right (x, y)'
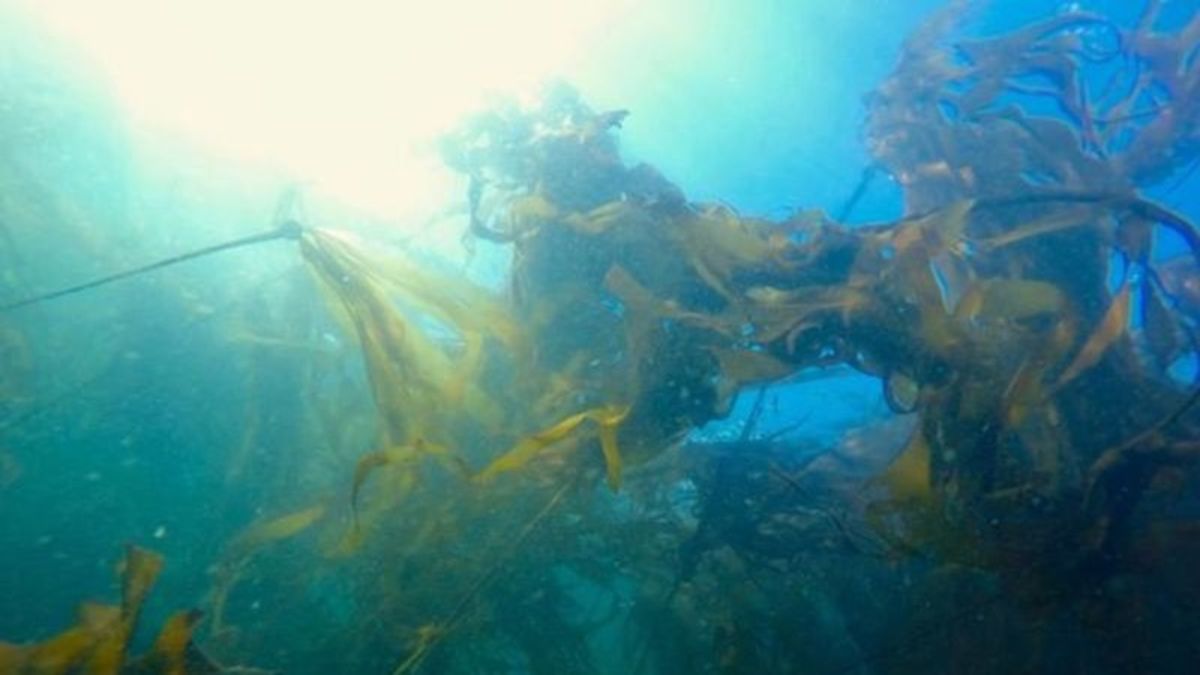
top-left (3, 1), bottom-right (1200, 673)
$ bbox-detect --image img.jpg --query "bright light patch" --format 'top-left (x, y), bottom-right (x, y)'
top-left (19, 0), bottom-right (633, 218)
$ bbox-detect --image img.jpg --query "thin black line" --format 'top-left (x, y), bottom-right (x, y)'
top-left (0, 221), bottom-right (302, 313)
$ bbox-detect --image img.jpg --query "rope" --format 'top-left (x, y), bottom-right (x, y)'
top-left (0, 221), bottom-right (302, 313)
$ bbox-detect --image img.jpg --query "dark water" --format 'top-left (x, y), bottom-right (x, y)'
top-left (2, 1), bottom-right (1200, 673)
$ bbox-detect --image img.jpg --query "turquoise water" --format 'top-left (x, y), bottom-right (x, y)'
top-left (2, 2), bottom-right (1200, 673)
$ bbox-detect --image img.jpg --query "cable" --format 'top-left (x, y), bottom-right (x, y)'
top-left (0, 220), bottom-right (303, 313)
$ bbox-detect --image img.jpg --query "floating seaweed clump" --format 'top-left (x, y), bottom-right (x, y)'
top-left (3, 1), bottom-right (1200, 674)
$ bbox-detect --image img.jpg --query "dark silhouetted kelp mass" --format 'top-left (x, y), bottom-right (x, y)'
top-left (2, 1), bottom-right (1200, 674)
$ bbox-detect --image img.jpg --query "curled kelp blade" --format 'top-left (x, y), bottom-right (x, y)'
top-left (348, 439), bottom-right (463, 524)
top-left (476, 405), bottom-right (630, 491)
top-left (475, 411), bottom-right (593, 482)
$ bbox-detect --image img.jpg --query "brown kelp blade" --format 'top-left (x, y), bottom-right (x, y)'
top-left (0, 546), bottom-right (225, 675)
top-left (876, 426), bottom-right (933, 503)
top-left (476, 405), bottom-right (630, 490)
top-left (350, 439), bottom-right (459, 523)
top-left (300, 227), bottom-right (510, 446)
top-left (476, 411), bottom-right (593, 482)
top-left (1056, 279), bottom-right (1133, 388)
top-left (87, 545), bottom-right (165, 675)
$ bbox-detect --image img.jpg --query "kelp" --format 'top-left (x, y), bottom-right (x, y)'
top-left (0, 546), bottom-right (263, 675)
top-left (122, 610), bottom-right (204, 675)
top-left (210, 505), bottom-right (329, 637)
top-left (1055, 277), bottom-right (1133, 388)
top-left (875, 428), bottom-right (933, 505)
top-left (348, 438), bottom-right (462, 529)
top-left (4, 2), bottom-right (1200, 674)
top-left (476, 405), bottom-right (630, 491)
top-left (300, 228), bottom-right (511, 447)
top-left (420, 4), bottom-right (1200, 670)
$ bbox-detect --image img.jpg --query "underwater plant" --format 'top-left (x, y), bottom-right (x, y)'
top-left (2, 1), bottom-right (1200, 674)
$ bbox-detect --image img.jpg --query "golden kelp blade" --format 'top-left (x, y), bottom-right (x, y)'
top-left (301, 228), bottom-right (510, 446)
top-left (1003, 358), bottom-right (1050, 429)
top-left (310, 227), bottom-right (520, 350)
top-left (604, 265), bottom-right (735, 339)
top-left (476, 411), bottom-right (593, 482)
top-left (668, 205), bottom-right (778, 301)
top-left (119, 609), bottom-right (204, 675)
top-left (351, 447), bottom-right (413, 519)
top-left (392, 624), bottom-right (447, 675)
top-left (878, 427), bottom-right (933, 503)
top-left (22, 623), bottom-right (103, 674)
top-left (599, 423), bottom-right (623, 491)
top-left (977, 205), bottom-right (1100, 251)
top-left (119, 545), bottom-right (164, 620)
top-left (10, 608), bottom-right (110, 675)
top-left (0, 643), bottom-right (25, 673)
top-left (743, 285), bottom-right (868, 344)
top-left (1002, 317), bottom-right (1076, 429)
top-left (708, 347), bottom-right (794, 385)
top-left (708, 346), bottom-right (794, 413)
top-left (89, 546), bottom-right (165, 675)
top-left (1056, 280), bottom-right (1133, 388)
top-left (476, 406), bottom-right (631, 491)
top-left (231, 504), bottom-right (328, 554)
top-left (594, 405), bottom-right (631, 491)
top-left (688, 205), bottom-right (775, 266)
top-left (849, 201), bottom-right (976, 354)
top-left (0, 547), bottom-right (170, 675)
top-left (152, 612), bottom-right (197, 655)
top-left (301, 230), bottom-right (427, 442)
top-left (349, 440), bottom-right (457, 522)
top-left (954, 279), bottom-right (1066, 322)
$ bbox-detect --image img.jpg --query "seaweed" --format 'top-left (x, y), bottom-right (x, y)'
top-left (3, 2), bottom-right (1200, 673)
top-left (0, 546), bottom-right (269, 675)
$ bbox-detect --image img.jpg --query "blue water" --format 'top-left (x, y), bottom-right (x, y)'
top-left (2, 1), bottom-right (1200, 673)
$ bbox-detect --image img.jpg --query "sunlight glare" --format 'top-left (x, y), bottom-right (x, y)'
top-left (21, 0), bottom-right (633, 219)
